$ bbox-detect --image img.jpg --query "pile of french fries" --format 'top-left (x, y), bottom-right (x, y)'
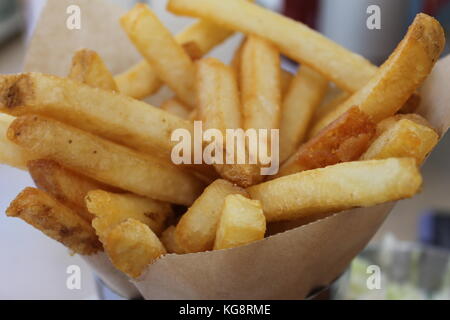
top-left (0, 0), bottom-right (446, 280)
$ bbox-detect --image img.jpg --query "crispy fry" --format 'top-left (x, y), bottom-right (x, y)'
top-left (213, 194), bottom-right (265, 250)
top-left (277, 107), bottom-right (376, 177)
top-left (161, 225), bottom-right (185, 254)
top-left (248, 158), bottom-right (422, 222)
top-left (0, 114), bottom-right (33, 169)
top-left (309, 14), bottom-right (445, 136)
top-left (0, 73), bottom-right (193, 162)
top-left (197, 58), bottom-right (262, 187)
top-left (175, 179), bottom-right (248, 253)
top-left (6, 187), bottom-right (101, 255)
top-left (280, 69), bottom-right (293, 98)
top-left (398, 93), bottom-right (421, 114)
top-left (69, 49), bottom-right (118, 91)
top-left (279, 66), bottom-right (328, 162)
top-left (160, 98), bottom-right (191, 119)
top-left (86, 189), bottom-right (173, 241)
top-left (7, 115), bottom-right (204, 205)
top-left (361, 116), bottom-right (438, 165)
top-left (121, 4), bottom-right (196, 108)
top-left (28, 159), bottom-right (118, 222)
top-left (168, 0), bottom-right (378, 92)
top-left (114, 60), bottom-right (161, 100)
top-left (115, 22), bottom-right (233, 99)
top-left (104, 218), bottom-right (166, 278)
top-left (241, 36), bottom-right (281, 131)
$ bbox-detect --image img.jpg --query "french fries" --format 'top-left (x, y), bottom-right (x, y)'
top-left (69, 49), bottom-right (118, 91)
top-left (309, 14), bottom-right (445, 136)
top-left (279, 66), bottom-right (328, 162)
top-left (175, 179), bottom-right (248, 253)
top-left (86, 190), bottom-right (173, 241)
top-left (121, 4), bottom-right (196, 108)
top-left (361, 115), bottom-right (438, 165)
top-left (0, 114), bottom-right (33, 169)
top-left (277, 107), bottom-right (376, 177)
top-left (168, 0), bottom-right (378, 92)
top-left (7, 115), bottom-right (204, 205)
top-left (161, 225), bottom-right (185, 254)
top-left (398, 93), bottom-right (421, 114)
top-left (27, 159), bottom-right (118, 222)
top-left (115, 19), bottom-right (236, 99)
top-left (104, 218), bottom-right (166, 278)
top-left (214, 194), bottom-right (266, 250)
top-left (197, 58), bottom-right (262, 187)
top-left (0, 0), bottom-right (445, 285)
top-left (248, 158), bottom-right (422, 222)
top-left (0, 73), bottom-right (193, 161)
top-left (6, 187), bottom-right (101, 254)
top-left (241, 36), bottom-right (281, 132)
top-left (161, 98), bottom-right (191, 119)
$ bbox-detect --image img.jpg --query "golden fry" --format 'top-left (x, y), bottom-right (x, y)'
top-left (28, 159), bottom-right (118, 222)
top-left (197, 58), bottom-right (262, 187)
top-left (121, 4), bottom-right (196, 108)
top-left (279, 66), bottom-right (328, 162)
top-left (7, 115), bottom-right (204, 205)
top-left (69, 49), bottom-right (118, 91)
top-left (168, 0), bottom-right (378, 92)
top-left (214, 194), bottom-right (265, 250)
top-left (0, 114), bottom-right (33, 169)
top-left (104, 219), bottom-right (166, 278)
top-left (160, 98), bottom-right (191, 119)
top-left (175, 179), bottom-right (248, 253)
top-left (6, 187), bottom-right (101, 255)
top-left (361, 115), bottom-right (438, 165)
top-left (248, 158), bottom-right (422, 222)
top-left (277, 107), bottom-right (376, 177)
top-left (161, 225), bottom-right (185, 254)
top-left (0, 73), bottom-right (193, 162)
top-left (86, 189), bottom-right (173, 241)
top-left (309, 14), bottom-right (445, 136)
top-left (241, 36), bottom-right (281, 132)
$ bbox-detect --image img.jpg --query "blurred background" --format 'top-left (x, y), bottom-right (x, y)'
top-left (0, 0), bottom-right (449, 299)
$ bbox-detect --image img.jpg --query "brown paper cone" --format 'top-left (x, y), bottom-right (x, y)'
top-left (23, 0), bottom-right (450, 300)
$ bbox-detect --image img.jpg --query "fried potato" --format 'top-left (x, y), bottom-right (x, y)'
top-left (280, 66), bottom-right (328, 162)
top-left (161, 225), bottom-right (185, 254)
top-left (175, 179), bottom-right (248, 253)
top-left (398, 93), bottom-right (421, 114)
top-left (160, 98), bottom-right (191, 119)
top-left (361, 116), bottom-right (438, 165)
top-left (86, 190), bottom-right (173, 241)
top-left (114, 60), bottom-right (161, 100)
top-left (7, 115), bottom-right (204, 205)
top-left (115, 20), bottom-right (236, 99)
top-left (121, 4), bottom-right (196, 108)
top-left (213, 194), bottom-right (265, 250)
top-left (168, 0), bottom-right (378, 93)
top-left (280, 69), bottom-right (294, 98)
top-left (6, 187), bottom-right (101, 255)
top-left (69, 49), bottom-right (118, 91)
top-left (0, 73), bottom-right (193, 161)
top-left (248, 158), bottom-right (422, 222)
top-left (197, 58), bottom-right (262, 187)
top-left (277, 107), bottom-right (376, 177)
top-left (241, 36), bottom-right (281, 131)
top-left (104, 218), bottom-right (166, 278)
top-left (0, 114), bottom-right (33, 169)
top-left (309, 14), bottom-right (445, 136)
top-left (28, 159), bottom-right (118, 222)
